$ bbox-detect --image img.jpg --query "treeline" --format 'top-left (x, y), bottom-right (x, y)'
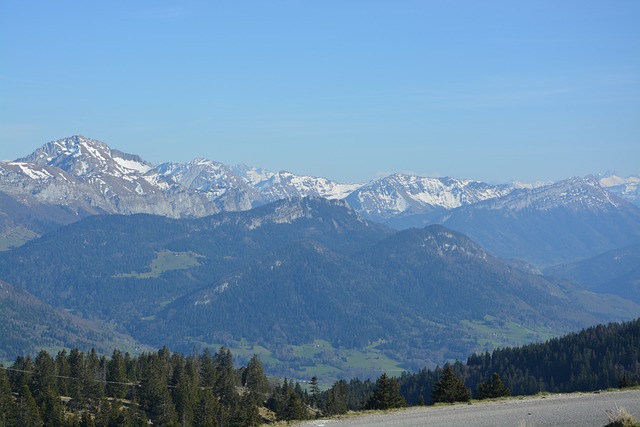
top-left (0, 346), bottom-right (319, 426)
top-left (366, 318), bottom-right (640, 408)
top-left (314, 318), bottom-right (640, 412)
top-left (1, 318), bottom-right (639, 426)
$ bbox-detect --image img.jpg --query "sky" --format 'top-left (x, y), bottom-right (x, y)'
top-left (1, 1), bottom-right (639, 184)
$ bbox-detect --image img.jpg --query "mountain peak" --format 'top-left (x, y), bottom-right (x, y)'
top-left (477, 175), bottom-right (628, 213)
top-left (17, 135), bottom-right (153, 178)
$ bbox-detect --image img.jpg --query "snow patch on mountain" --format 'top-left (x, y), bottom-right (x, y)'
top-left (472, 176), bottom-right (626, 212)
top-left (113, 156), bottom-right (152, 174)
top-left (13, 163), bottom-right (54, 181)
top-left (346, 173), bottom-right (513, 220)
top-left (599, 174), bottom-right (640, 207)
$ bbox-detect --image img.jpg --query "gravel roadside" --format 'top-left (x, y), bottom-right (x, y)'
top-left (296, 389), bottom-right (640, 427)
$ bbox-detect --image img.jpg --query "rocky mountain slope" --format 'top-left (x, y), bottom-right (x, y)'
top-left (345, 173), bottom-right (513, 228)
top-left (599, 173), bottom-right (640, 206)
top-left (2, 135), bottom-right (639, 268)
top-left (436, 176), bottom-right (640, 265)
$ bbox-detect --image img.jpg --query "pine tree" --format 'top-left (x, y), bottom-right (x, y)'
top-left (0, 366), bottom-right (17, 427)
top-left (213, 348), bottom-right (236, 406)
top-left (309, 376), bottom-right (320, 408)
top-left (193, 388), bottom-right (220, 427)
top-left (139, 352), bottom-right (178, 426)
top-left (54, 350), bottom-right (71, 398)
top-left (323, 380), bottom-right (348, 416)
top-left (39, 387), bottom-right (65, 427)
top-left (32, 351), bottom-right (56, 403)
top-left (365, 373), bottom-right (406, 410)
top-left (106, 350), bottom-right (129, 399)
top-left (478, 372), bottom-right (511, 399)
top-left (242, 355), bottom-right (269, 403)
top-left (16, 384), bottom-right (43, 427)
top-left (432, 366), bottom-right (471, 404)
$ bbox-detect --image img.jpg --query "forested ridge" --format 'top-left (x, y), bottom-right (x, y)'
top-left (1, 318), bottom-right (639, 426)
top-left (2, 205), bottom-right (637, 373)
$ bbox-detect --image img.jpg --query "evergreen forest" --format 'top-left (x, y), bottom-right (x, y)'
top-left (0, 318), bottom-right (638, 426)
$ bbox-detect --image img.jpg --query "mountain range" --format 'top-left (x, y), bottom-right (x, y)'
top-left (2, 135), bottom-right (640, 265)
top-left (1, 135), bottom-right (640, 378)
top-left (0, 197), bottom-right (638, 375)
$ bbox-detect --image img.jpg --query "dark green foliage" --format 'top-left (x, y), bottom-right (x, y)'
top-left (0, 366), bottom-right (17, 427)
top-left (323, 380), bottom-right (348, 415)
top-left (465, 318), bottom-right (640, 395)
top-left (242, 354), bottom-right (269, 403)
top-left (365, 373), bottom-right (406, 410)
top-left (2, 346), bottom-right (305, 426)
top-left (392, 318), bottom-right (640, 406)
top-left (16, 384), bottom-right (43, 427)
top-left (2, 200), bottom-right (635, 374)
top-left (266, 378), bottom-right (307, 421)
top-left (193, 388), bottom-right (220, 427)
top-left (431, 366), bottom-right (471, 404)
top-left (106, 350), bottom-right (128, 399)
top-left (477, 372), bottom-right (510, 399)
top-left (309, 376), bottom-right (320, 407)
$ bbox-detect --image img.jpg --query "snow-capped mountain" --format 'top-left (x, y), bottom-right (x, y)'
top-left (469, 175), bottom-right (624, 212)
top-left (3, 135), bottom-right (640, 258)
top-left (18, 134), bottom-right (153, 178)
top-left (154, 158), bottom-right (262, 210)
top-left (1, 136), bottom-right (223, 222)
top-left (232, 165), bottom-right (361, 202)
top-left (345, 173), bottom-right (514, 228)
top-left (437, 176), bottom-right (640, 265)
top-left (599, 174), bottom-right (640, 207)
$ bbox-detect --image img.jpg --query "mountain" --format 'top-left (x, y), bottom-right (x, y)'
top-left (154, 158), bottom-right (263, 209)
top-left (4, 135), bottom-right (640, 256)
top-left (232, 165), bottom-right (361, 202)
top-left (599, 173), bottom-right (640, 207)
top-left (0, 136), bottom-right (221, 217)
top-left (0, 198), bottom-right (636, 373)
top-left (436, 176), bottom-right (640, 266)
top-left (545, 244), bottom-right (640, 304)
top-left (0, 279), bottom-right (143, 361)
top-left (0, 198), bottom-right (391, 322)
top-left (345, 173), bottom-right (513, 228)
top-left (0, 136), bottom-right (256, 247)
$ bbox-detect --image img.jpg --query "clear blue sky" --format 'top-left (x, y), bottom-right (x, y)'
top-left (1, 1), bottom-right (638, 183)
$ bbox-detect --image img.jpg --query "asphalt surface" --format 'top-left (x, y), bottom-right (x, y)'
top-left (299, 389), bottom-right (640, 427)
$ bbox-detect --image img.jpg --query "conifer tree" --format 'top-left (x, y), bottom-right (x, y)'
top-left (16, 384), bottom-right (43, 427)
top-left (309, 376), bottom-right (320, 407)
top-left (32, 351), bottom-right (56, 403)
top-left (39, 387), bottom-right (65, 427)
top-left (0, 366), bottom-right (17, 427)
top-left (106, 349), bottom-right (129, 399)
top-left (432, 366), bottom-right (471, 404)
top-left (54, 350), bottom-right (71, 397)
top-left (323, 380), bottom-right (348, 415)
top-left (478, 372), bottom-right (511, 399)
top-left (365, 373), bottom-right (406, 410)
top-left (193, 388), bottom-right (220, 427)
top-left (242, 354), bottom-right (269, 403)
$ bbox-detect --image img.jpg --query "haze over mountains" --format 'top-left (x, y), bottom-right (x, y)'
top-left (1, 135), bottom-right (639, 379)
top-left (1, 135), bottom-right (639, 261)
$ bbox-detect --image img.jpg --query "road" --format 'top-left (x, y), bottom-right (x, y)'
top-left (298, 389), bottom-right (640, 427)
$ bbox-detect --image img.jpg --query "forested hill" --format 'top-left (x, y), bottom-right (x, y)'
top-left (1, 318), bottom-right (638, 426)
top-left (397, 317), bottom-right (640, 405)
